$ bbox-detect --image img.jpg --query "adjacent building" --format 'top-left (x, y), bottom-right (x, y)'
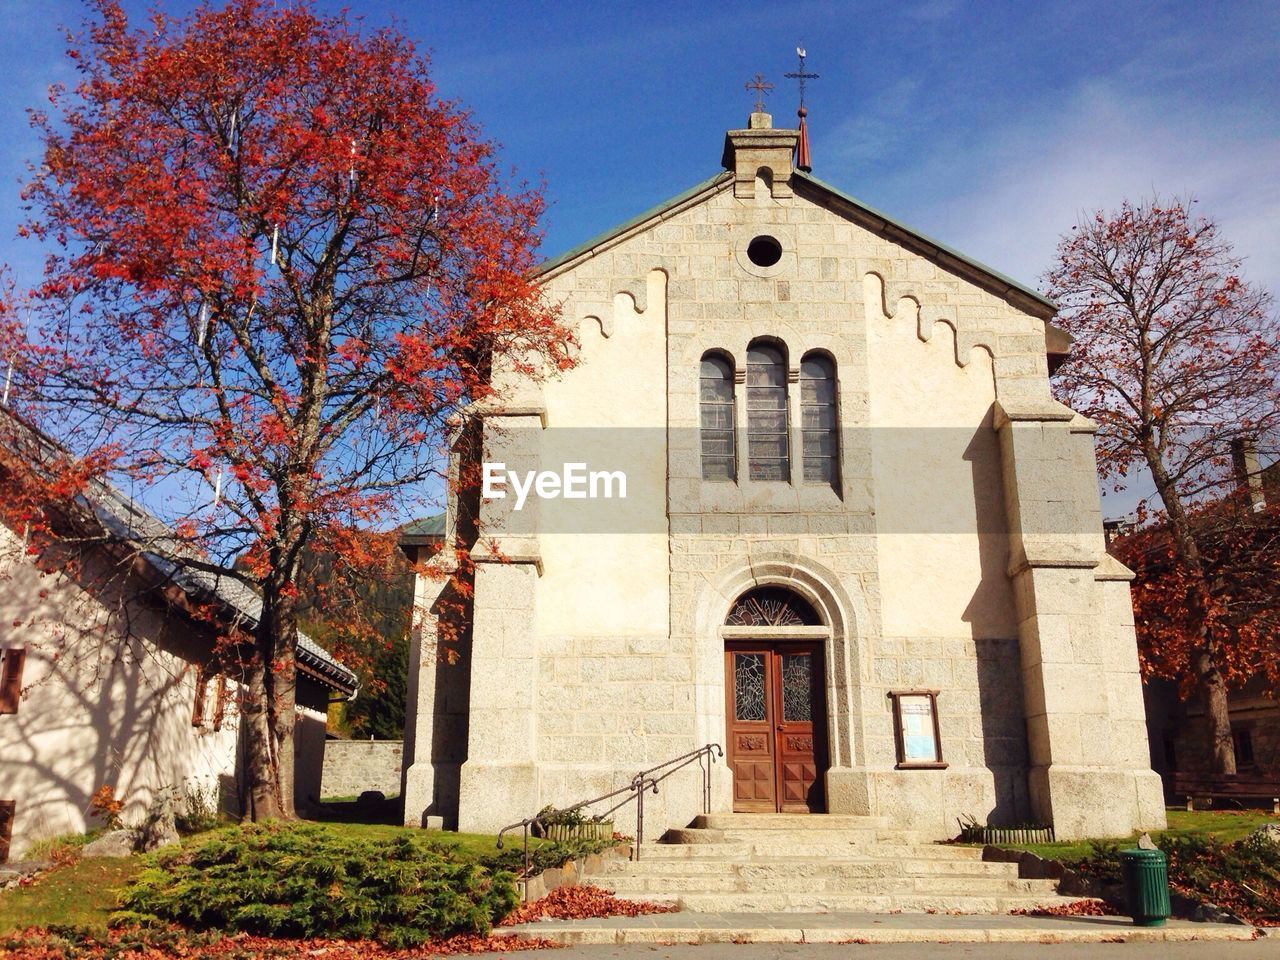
top-left (0, 412), bottom-right (357, 861)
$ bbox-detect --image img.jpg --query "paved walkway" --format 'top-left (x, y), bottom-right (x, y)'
top-left (484, 939), bottom-right (1276, 959)
top-left (503, 911), bottom-right (1262, 946)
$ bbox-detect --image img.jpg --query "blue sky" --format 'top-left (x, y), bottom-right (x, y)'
top-left (0, 0), bottom-right (1276, 516)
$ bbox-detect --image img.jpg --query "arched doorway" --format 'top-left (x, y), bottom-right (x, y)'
top-left (723, 586), bottom-right (830, 813)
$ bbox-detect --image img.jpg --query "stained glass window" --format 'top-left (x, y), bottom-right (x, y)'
top-left (700, 353), bottom-right (736, 481)
top-left (733, 653), bottom-right (767, 722)
top-left (725, 587), bottom-right (820, 627)
top-left (800, 353), bottom-right (838, 486)
top-left (781, 653), bottom-right (813, 722)
top-left (746, 342), bottom-right (789, 481)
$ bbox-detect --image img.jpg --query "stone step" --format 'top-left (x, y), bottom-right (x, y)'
top-left (501, 913), bottom-right (1260, 946)
top-left (598, 875), bottom-right (1060, 896)
top-left (601, 858), bottom-right (1021, 879)
top-left (717, 829), bottom-right (940, 845)
top-left (691, 813), bottom-right (889, 831)
top-left (641, 842), bottom-right (985, 861)
top-left (606, 891), bottom-right (1087, 914)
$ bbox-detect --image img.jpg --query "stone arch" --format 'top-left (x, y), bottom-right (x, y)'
top-left (692, 551), bottom-right (870, 771)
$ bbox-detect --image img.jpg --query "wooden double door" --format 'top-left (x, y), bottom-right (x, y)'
top-left (725, 641), bottom-right (828, 813)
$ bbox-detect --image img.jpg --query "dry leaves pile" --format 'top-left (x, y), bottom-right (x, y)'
top-left (499, 885), bottom-right (679, 925)
top-left (1010, 899), bottom-right (1121, 918)
top-left (0, 928), bottom-right (558, 960)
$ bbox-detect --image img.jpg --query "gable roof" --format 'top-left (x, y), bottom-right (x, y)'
top-left (0, 410), bottom-right (358, 697)
top-left (537, 169), bottom-right (1057, 320)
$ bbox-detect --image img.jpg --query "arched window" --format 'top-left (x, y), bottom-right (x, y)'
top-left (746, 342), bottom-right (789, 481)
top-left (725, 586), bottom-right (821, 626)
top-left (800, 352), bottom-right (838, 486)
top-left (700, 352), bottom-right (736, 481)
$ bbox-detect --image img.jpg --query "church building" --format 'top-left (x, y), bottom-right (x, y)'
top-left (399, 108), bottom-right (1166, 842)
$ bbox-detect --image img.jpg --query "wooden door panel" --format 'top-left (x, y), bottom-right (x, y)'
top-left (774, 647), bottom-right (824, 813)
top-left (728, 642), bottom-right (827, 814)
top-left (727, 649), bottom-right (776, 811)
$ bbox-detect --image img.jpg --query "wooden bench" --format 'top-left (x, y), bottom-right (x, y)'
top-left (1172, 772), bottom-right (1280, 813)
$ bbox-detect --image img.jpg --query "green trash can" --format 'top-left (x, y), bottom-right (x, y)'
top-left (1120, 848), bottom-right (1171, 927)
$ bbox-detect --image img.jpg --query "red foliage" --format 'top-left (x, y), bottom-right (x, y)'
top-left (3, 0), bottom-right (574, 817)
top-left (1045, 197), bottom-right (1280, 772)
top-left (498, 885), bottom-right (679, 926)
top-left (1113, 499), bottom-right (1280, 697)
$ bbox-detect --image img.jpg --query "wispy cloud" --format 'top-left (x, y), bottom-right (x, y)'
top-left (927, 80), bottom-right (1280, 295)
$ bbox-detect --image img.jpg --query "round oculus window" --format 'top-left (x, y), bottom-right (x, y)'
top-left (746, 235), bottom-right (783, 268)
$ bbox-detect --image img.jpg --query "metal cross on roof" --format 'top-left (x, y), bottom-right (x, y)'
top-left (784, 46), bottom-right (819, 109)
top-left (745, 73), bottom-right (774, 113)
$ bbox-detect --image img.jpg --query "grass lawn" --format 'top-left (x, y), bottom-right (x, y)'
top-left (0, 820), bottom-right (543, 937)
top-left (0, 857), bottom-right (142, 936)
top-left (961, 807), bottom-right (1280, 863)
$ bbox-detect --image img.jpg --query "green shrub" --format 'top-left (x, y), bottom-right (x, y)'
top-left (1071, 833), bottom-right (1280, 924)
top-left (173, 779), bottom-right (223, 835)
top-left (112, 823), bottom-right (518, 947)
top-left (480, 836), bottom-right (616, 876)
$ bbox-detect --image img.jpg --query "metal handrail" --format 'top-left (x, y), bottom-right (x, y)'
top-left (629, 743), bottom-right (724, 849)
top-left (495, 742), bottom-right (723, 891)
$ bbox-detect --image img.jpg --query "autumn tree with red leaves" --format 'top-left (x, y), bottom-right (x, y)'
top-left (5, 0), bottom-right (571, 819)
top-left (1045, 198), bottom-right (1279, 774)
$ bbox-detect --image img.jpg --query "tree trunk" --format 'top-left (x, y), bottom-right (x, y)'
top-left (1144, 438), bottom-right (1237, 775)
top-left (260, 580), bottom-right (300, 820)
top-left (241, 655), bottom-right (284, 821)
top-left (1196, 648), bottom-right (1237, 776)
top-left (238, 572), bottom-right (302, 822)
top-left (269, 637), bottom-right (299, 819)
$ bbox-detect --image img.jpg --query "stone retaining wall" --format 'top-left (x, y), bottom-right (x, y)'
top-left (321, 739), bottom-right (403, 799)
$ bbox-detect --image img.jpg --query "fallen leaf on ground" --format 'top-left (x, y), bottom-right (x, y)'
top-left (499, 885), bottom-right (679, 925)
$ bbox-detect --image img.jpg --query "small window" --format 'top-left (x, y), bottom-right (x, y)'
top-left (1233, 727), bottom-right (1255, 768)
top-left (889, 690), bottom-right (946, 769)
top-left (746, 342), bottom-right (789, 481)
top-left (800, 352), bottom-right (839, 486)
top-left (746, 235), bottom-right (782, 268)
top-left (700, 352), bottom-right (737, 481)
top-left (0, 648), bottom-right (25, 715)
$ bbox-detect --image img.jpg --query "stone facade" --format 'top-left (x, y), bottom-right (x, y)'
top-left (321, 740), bottom-right (405, 799)
top-left (401, 113), bottom-right (1166, 841)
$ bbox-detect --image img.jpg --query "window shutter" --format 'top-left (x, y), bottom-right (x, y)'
top-left (0, 648), bottom-right (25, 715)
top-left (192, 665), bottom-right (208, 728)
top-left (0, 800), bottom-right (14, 863)
top-left (212, 674), bottom-right (228, 732)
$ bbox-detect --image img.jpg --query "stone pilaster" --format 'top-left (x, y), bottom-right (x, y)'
top-left (400, 561), bottom-right (453, 827)
top-left (995, 399), bottom-right (1165, 839)
top-left (455, 410), bottom-right (544, 833)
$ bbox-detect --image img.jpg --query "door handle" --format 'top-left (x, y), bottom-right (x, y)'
top-left (776, 724), bottom-right (784, 731)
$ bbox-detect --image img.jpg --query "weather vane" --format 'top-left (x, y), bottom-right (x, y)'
top-left (745, 73), bottom-right (774, 113)
top-left (784, 46), bottom-right (819, 110)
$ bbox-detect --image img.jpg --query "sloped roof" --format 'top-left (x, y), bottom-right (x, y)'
top-left (0, 410), bottom-right (358, 696)
top-left (401, 512), bottom-right (446, 539)
top-left (536, 168), bottom-right (1056, 319)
